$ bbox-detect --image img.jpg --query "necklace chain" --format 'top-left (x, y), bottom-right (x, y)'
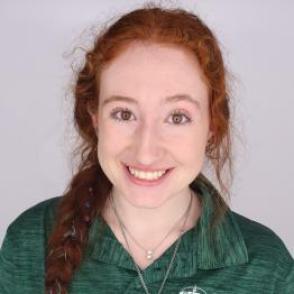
top-left (120, 198), bottom-right (192, 260)
top-left (110, 191), bottom-right (193, 294)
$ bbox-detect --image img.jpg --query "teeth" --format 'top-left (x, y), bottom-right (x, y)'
top-left (128, 166), bottom-right (167, 180)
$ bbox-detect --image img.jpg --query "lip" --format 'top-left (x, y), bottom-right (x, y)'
top-left (123, 163), bottom-right (174, 187)
top-left (126, 163), bottom-right (172, 172)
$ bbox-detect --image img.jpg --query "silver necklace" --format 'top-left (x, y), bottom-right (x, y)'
top-left (119, 197), bottom-right (191, 261)
top-left (110, 191), bottom-right (193, 294)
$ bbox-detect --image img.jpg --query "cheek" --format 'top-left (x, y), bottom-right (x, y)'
top-left (97, 132), bottom-right (119, 157)
top-left (97, 123), bottom-right (130, 163)
top-left (174, 129), bottom-right (209, 162)
top-left (97, 135), bottom-right (119, 182)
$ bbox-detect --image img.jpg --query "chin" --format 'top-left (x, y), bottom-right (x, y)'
top-left (125, 194), bottom-right (169, 209)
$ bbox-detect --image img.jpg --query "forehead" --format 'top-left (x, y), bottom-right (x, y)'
top-left (99, 42), bottom-right (209, 105)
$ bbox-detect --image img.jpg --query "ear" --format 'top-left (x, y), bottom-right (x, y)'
top-left (208, 130), bottom-right (213, 141)
top-left (87, 104), bottom-right (99, 134)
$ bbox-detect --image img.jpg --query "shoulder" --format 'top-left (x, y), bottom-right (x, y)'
top-left (230, 211), bottom-right (293, 288)
top-left (3, 196), bottom-right (62, 243)
top-left (231, 211), bottom-right (292, 257)
top-left (1, 196), bottom-right (62, 256)
top-left (0, 196), bottom-right (62, 292)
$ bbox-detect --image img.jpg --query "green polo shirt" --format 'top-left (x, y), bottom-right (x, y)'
top-left (0, 178), bottom-right (293, 293)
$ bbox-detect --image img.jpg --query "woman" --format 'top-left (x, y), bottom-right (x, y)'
top-left (0, 4), bottom-right (293, 294)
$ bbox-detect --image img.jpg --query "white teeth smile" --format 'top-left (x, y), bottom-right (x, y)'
top-left (128, 166), bottom-right (167, 180)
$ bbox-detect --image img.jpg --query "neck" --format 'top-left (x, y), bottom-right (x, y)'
top-left (102, 188), bottom-right (201, 237)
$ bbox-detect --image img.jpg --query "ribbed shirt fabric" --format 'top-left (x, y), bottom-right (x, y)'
top-left (0, 177), bottom-right (293, 293)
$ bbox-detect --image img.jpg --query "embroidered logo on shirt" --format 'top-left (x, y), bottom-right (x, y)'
top-left (179, 285), bottom-right (207, 294)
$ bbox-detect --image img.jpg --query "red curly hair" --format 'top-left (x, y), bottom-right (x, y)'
top-left (45, 3), bottom-right (231, 293)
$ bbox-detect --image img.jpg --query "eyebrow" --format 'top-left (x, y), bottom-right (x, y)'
top-left (101, 94), bottom-right (200, 109)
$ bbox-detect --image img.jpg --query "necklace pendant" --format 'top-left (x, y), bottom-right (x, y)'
top-left (146, 250), bottom-right (153, 260)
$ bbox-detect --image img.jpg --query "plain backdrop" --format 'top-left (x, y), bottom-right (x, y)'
top-left (0, 0), bottom-right (293, 255)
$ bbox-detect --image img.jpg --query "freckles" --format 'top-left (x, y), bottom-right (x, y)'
top-left (102, 124), bottom-right (134, 149)
top-left (181, 129), bottom-right (208, 150)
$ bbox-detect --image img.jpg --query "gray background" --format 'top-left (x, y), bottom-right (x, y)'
top-left (0, 0), bottom-right (293, 255)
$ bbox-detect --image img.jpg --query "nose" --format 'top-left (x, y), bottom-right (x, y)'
top-left (133, 121), bottom-right (164, 165)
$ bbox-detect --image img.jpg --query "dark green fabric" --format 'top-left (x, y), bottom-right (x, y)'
top-left (0, 179), bottom-right (293, 293)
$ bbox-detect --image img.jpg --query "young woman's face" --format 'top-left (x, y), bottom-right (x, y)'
top-left (91, 42), bottom-right (211, 208)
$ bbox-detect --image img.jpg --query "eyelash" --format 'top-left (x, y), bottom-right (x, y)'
top-left (109, 107), bottom-right (193, 125)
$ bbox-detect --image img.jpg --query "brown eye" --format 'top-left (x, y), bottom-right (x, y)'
top-left (172, 113), bottom-right (184, 124)
top-left (110, 107), bottom-right (135, 122)
top-left (168, 110), bottom-right (191, 125)
top-left (121, 110), bottom-right (132, 120)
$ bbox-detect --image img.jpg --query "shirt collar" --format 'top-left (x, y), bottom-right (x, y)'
top-left (191, 175), bottom-right (249, 270)
top-left (87, 174), bottom-right (248, 275)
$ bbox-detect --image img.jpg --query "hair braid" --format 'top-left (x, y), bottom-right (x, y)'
top-left (45, 164), bottom-right (112, 293)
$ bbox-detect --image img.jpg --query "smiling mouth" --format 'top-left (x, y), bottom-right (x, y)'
top-left (123, 163), bottom-right (173, 185)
